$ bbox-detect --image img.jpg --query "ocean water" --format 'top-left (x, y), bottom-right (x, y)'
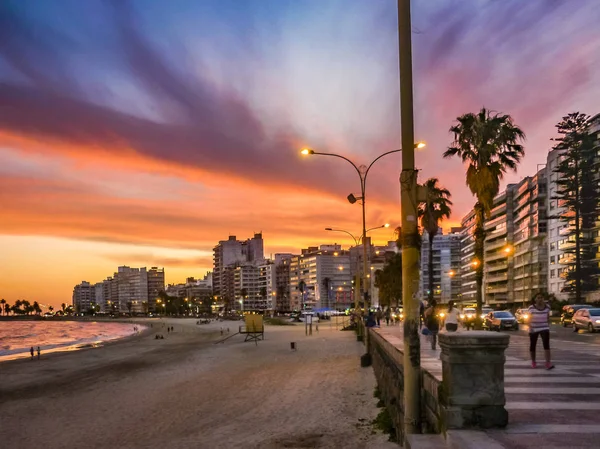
top-left (0, 321), bottom-right (142, 362)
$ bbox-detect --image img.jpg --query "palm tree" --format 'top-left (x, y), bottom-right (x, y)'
top-left (61, 303), bottom-right (67, 314)
top-left (418, 178), bottom-right (452, 305)
top-left (444, 108), bottom-right (525, 326)
top-left (33, 301), bottom-right (42, 315)
top-left (0, 298), bottom-right (5, 316)
top-left (3, 301), bottom-right (9, 316)
top-left (298, 280), bottom-right (306, 311)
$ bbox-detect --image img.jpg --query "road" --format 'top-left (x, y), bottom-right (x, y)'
top-left (383, 320), bottom-right (600, 448)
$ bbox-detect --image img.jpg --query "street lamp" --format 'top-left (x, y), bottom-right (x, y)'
top-left (302, 144), bottom-right (424, 310)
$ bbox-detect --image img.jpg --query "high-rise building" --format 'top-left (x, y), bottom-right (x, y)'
top-left (72, 281), bottom-right (95, 313)
top-left (459, 169), bottom-right (548, 308)
top-left (289, 245), bottom-right (352, 311)
top-left (114, 266), bottom-right (149, 314)
top-left (94, 282), bottom-right (105, 312)
top-left (483, 187), bottom-right (515, 305)
top-left (459, 211), bottom-right (477, 305)
top-left (147, 267), bottom-right (165, 312)
top-left (274, 254), bottom-right (293, 313)
top-left (419, 229), bottom-right (462, 304)
top-left (510, 169), bottom-right (548, 307)
top-left (258, 261), bottom-right (276, 312)
top-left (213, 233), bottom-right (264, 310)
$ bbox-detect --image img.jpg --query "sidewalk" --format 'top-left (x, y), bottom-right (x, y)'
top-left (376, 324), bottom-right (600, 448)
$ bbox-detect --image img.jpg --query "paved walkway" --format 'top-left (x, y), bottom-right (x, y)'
top-left (377, 324), bottom-right (600, 448)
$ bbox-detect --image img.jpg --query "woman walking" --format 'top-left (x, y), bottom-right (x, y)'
top-left (528, 293), bottom-right (554, 370)
top-left (444, 300), bottom-right (459, 332)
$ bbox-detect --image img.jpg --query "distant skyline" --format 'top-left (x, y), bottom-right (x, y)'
top-left (1, 0), bottom-right (599, 307)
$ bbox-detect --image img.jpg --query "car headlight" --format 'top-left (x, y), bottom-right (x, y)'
top-left (438, 312), bottom-right (445, 318)
top-left (460, 314), bottom-right (465, 319)
top-left (595, 320), bottom-right (600, 324)
top-left (523, 314), bottom-right (529, 319)
top-left (466, 314), bottom-right (473, 319)
top-left (480, 314), bottom-right (485, 319)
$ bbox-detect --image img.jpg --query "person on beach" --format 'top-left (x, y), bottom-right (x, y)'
top-left (30, 347), bottom-right (34, 360)
top-left (424, 300), bottom-right (440, 350)
top-left (37, 346), bottom-right (41, 360)
top-left (444, 300), bottom-right (459, 332)
top-left (528, 292), bottom-right (554, 370)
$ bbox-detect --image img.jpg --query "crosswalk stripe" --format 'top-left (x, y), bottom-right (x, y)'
top-left (506, 402), bottom-right (600, 410)
top-left (505, 377), bottom-right (600, 383)
top-left (506, 387), bottom-right (600, 394)
top-left (504, 424), bottom-right (600, 434)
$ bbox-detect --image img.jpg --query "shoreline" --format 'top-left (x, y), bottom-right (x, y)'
top-left (0, 321), bottom-right (155, 366)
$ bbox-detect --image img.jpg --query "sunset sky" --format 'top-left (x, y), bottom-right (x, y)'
top-left (1, 0), bottom-right (599, 308)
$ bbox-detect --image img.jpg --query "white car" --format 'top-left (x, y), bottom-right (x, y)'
top-left (573, 308), bottom-right (600, 333)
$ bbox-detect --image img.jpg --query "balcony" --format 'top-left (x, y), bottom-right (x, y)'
top-left (487, 262), bottom-right (508, 273)
top-left (485, 238), bottom-right (508, 251)
top-left (484, 215), bottom-right (507, 231)
top-left (486, 273), bottom-right (508, 283)
top-left (487, 286), bottom-right (508, 294)
top-left (485, 251), bottom-right (509, 263)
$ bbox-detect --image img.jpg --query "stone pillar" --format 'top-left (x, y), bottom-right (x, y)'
top-left (438, 331), bottom-right (509, 429)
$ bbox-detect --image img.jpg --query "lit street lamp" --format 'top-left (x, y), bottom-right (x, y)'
top-left (302, 144), bottom-right (423, 309)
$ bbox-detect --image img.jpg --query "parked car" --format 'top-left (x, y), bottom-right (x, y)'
top-left (573, 308), bottom-right (600, 333)
top-left (515, 308), bottom-right (530, 324)
top-left (484, 311), bottom-right (519, 331)
top-left (561, 304), bottom-right (594, 327)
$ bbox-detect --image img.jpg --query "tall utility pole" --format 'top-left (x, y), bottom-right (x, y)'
top-left (399, 0), bottom-right (421, 436)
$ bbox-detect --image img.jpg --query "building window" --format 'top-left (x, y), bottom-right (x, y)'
top-left (550, 256), bottom-right (555, 264)
top-left (550, 242), bottom-right (556, 251)
top-left (550, 270), bottom-right (556, 278)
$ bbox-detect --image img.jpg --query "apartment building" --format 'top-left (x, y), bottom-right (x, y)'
top-left (289, 245), bottom-right (352, 311)
top-left (420, 229), bottom-right (462, 304)
top-left (483, 187), bottom-right (515, 305)
top-left (147, 267), bottom-right (165, 312)
top-left (510, 170), bottom-right (548, 307)
top-left (258, 261), bottom-right (276, 312)
top-left (72, 281), bottom-right (96, 313)
top-left (274, 254), bottom-right (293, 313)
top-left (459, 210), bottom-right (477, 305)
top-left (212, 233), bottom-right (264, 309)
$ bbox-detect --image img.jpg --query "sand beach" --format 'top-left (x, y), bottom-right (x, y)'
top-left (0, 318), bottom-right (397, 449)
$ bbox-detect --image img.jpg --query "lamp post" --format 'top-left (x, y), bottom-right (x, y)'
top-left (325, 224), bottom-right (389, 310)
top-left (301, 147), bottom-right (422, 311)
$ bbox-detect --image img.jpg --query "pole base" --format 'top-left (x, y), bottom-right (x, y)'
top-left (360, 353), bottom-right (372, 367)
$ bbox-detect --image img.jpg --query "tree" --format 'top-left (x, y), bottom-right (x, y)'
top-left (418, 178), bottom-right (452, 304)
top-left (297, 281), bottom-right (306, 311)
top-left (12, 299), bottom-right (23, 315)
top-left (61, 303), bottom-right (67, 313)
top-left (3, 301), bottom-right (9, 316)
top-left (444, 108), bottom-right (525, 325)
top-left (0, 298), bottom-right (5, 316)
top-left (374, 253), bottom-right (403, 308)
top-left (126, 301), bottom-right (133, 315)
top-left (321, 277), bottom-right (332, 309)
top-left (551, 112), bottom-right (600, 302)
top-left (33, 301), bottom-right (42, 315)
top-left (22, 300), bottom-right (33, 315)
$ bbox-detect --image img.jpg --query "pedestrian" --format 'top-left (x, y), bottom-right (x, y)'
top-left (376, 307), bottom-right (383, 327)
top-left (444, 300), bottom-right (459, 332)
top-left (385, 307), bottom-right (391, 326)
top-left (419, 300), bottom-right (425, 329)
top-left (167, 327), bottom-right (170, 333)
top-left (424, 300), bottom-right (440, 350)
top-left (365, 311), bottom-right (377, 328)
top-left (30, 346), bottom-right (34, 360)
top-left (528, 293), bottom-right (554, 370)
top-left (37, 346), bottom-right (41, 360)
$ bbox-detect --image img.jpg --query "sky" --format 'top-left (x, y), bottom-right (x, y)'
top-left (1, 0), bottom-right (599, 308)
